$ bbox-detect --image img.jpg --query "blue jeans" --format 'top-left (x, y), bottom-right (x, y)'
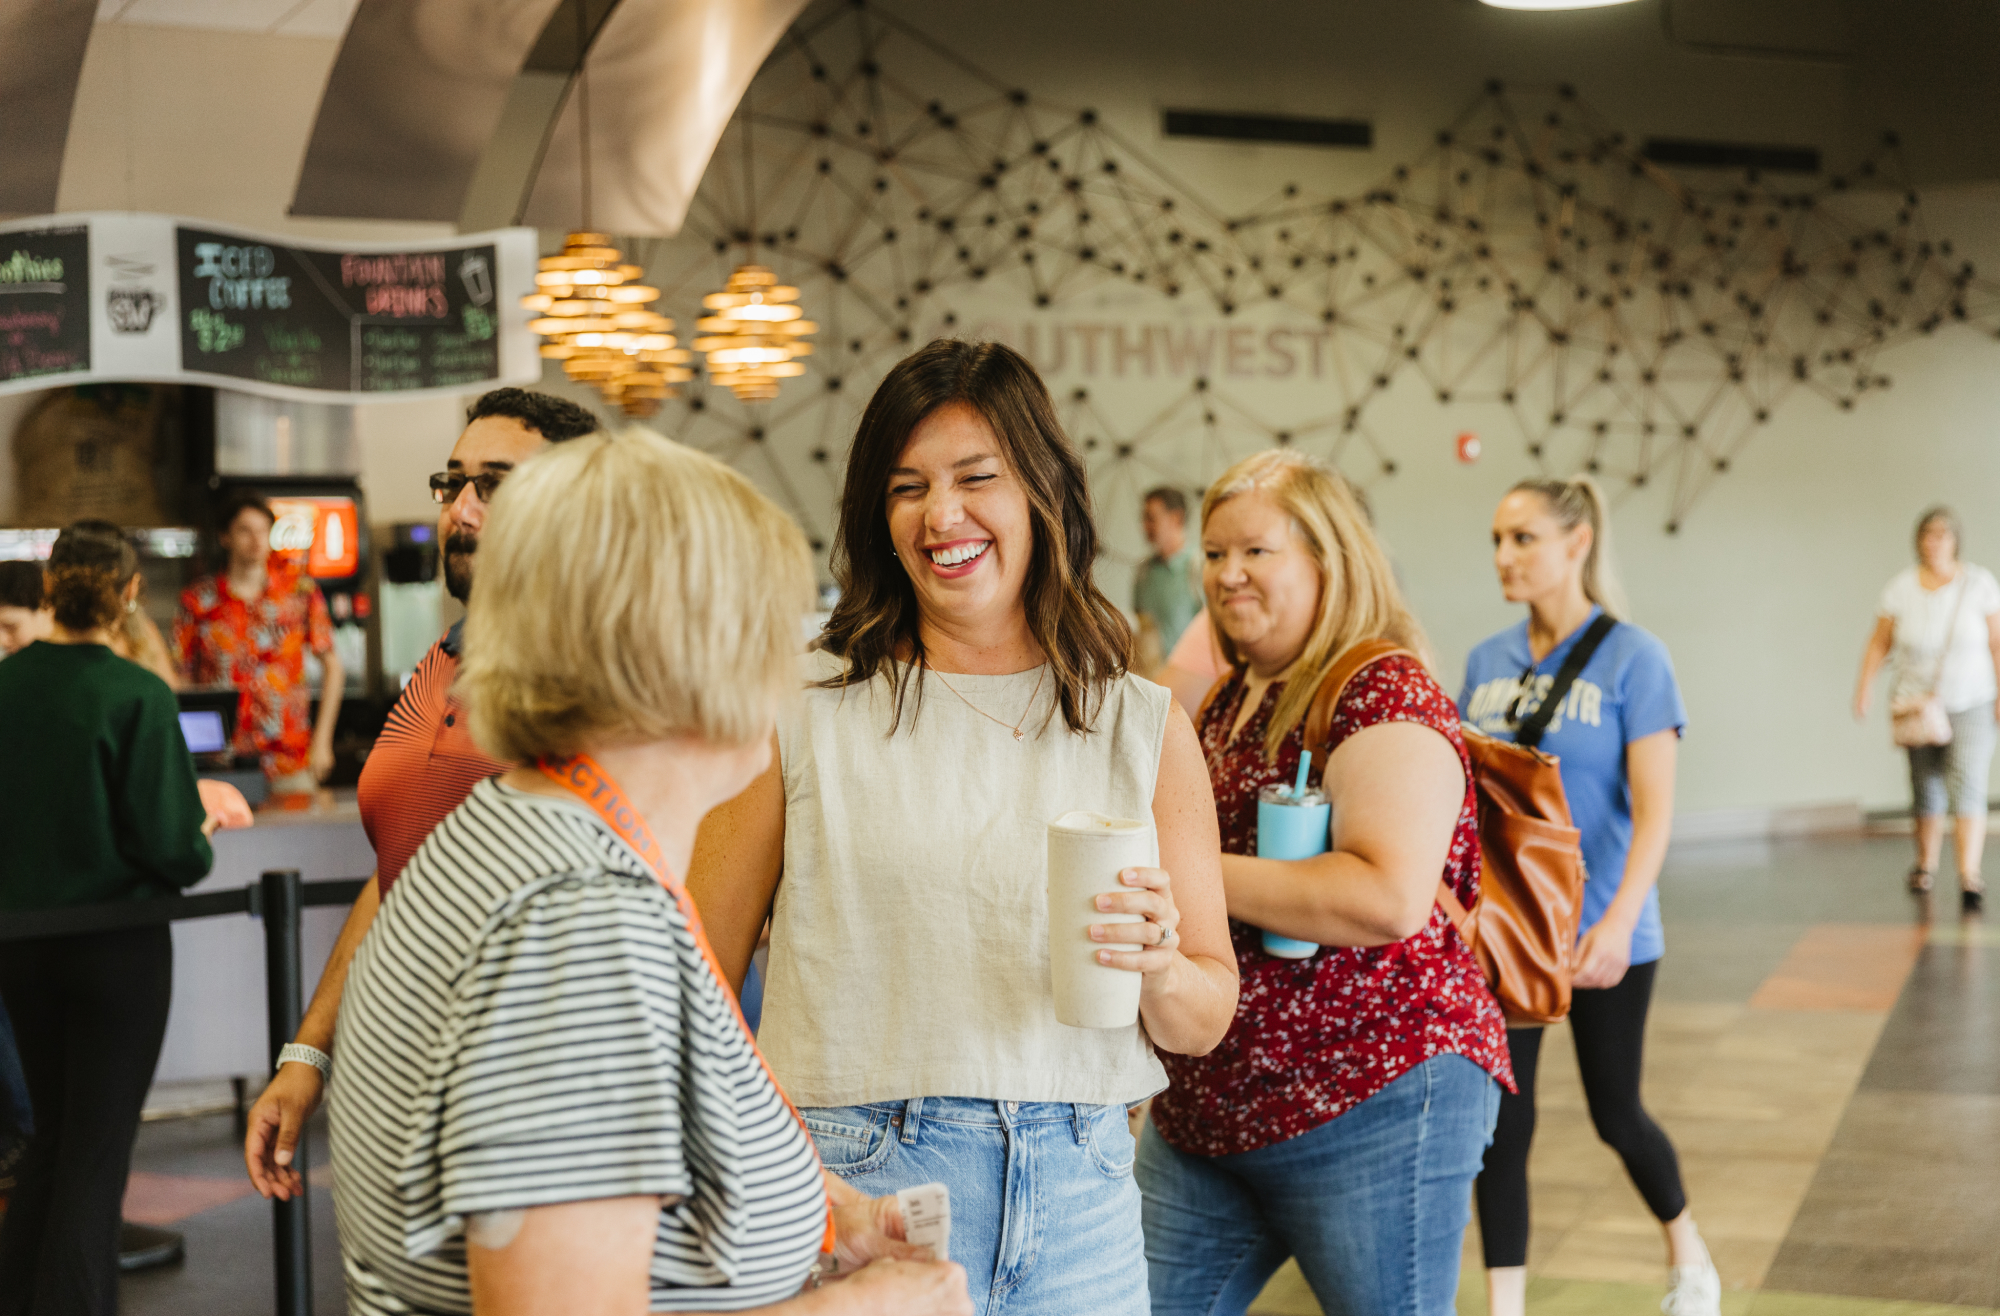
top-left (1137, 1054), bottom-right (1500, 1316)
top-left (804, 1097), bottom-right (1149, 1316)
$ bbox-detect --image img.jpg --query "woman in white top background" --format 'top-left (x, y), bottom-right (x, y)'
top-left (1854, 505), bottom-right (2000, 911)
top-left (690, 339), bottom-right (1238, 1316)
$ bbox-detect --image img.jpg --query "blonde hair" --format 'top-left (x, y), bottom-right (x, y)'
top-left (1202, 450), bottom-right (1427, 760)
top-left (460, 430), bottom-right (814, 762)
top-left (1511, 476), bottom-right (1628, 620)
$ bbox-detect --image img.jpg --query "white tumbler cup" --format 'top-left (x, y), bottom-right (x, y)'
top-left (1046, 810), bottom-right (1154, 1029)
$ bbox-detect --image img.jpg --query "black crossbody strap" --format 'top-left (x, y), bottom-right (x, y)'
top-left (1514, 613), bottom-right (1617, 751)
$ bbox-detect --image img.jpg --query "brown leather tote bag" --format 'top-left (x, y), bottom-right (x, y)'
top-left (1297, 637), bottom-right (1593, 1026)
top-left (1194, 635), bottom-right (1594, 1023)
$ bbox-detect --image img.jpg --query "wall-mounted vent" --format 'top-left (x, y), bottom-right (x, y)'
top-left (1163, 110), bottom-right (1372, 150)
top-left (1641, 138), bottom-right (1821, 174)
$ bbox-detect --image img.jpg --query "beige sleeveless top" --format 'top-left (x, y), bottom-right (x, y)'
top-left (760, 649), bottom-right (1172, 1108)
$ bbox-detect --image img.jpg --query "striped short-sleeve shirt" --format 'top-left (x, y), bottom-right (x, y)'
top-left (329, 778), bottom-right (827, 1314)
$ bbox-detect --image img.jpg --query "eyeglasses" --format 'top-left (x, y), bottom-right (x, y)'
top-left (428, 471), bottom-right (507, 505)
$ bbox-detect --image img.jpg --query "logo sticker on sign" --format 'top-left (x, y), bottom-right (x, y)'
top-left (895, 1183), bottom-right (951, 1262)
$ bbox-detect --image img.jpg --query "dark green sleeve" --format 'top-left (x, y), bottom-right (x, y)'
top-left (113, 678), bottom-right (214, 890)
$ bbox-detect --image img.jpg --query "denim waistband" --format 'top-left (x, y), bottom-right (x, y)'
top-left (843, 1095), bottom-right (1117, 1131)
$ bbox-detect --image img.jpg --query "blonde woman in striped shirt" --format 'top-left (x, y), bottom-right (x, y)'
top-left (328, 431), bottom-right (968, 1316)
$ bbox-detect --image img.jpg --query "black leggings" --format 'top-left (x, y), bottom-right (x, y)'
top-left (0, 926), bottom-right (173, 1316)
top-left (1474, 958), bottom-right (1687, 1269)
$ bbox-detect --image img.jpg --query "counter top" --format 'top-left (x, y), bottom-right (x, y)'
top-left (196, 784), bottom-right (363, 831)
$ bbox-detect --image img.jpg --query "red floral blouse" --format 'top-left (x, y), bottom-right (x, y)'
top-left (1151, 653), bottom-right (1513, 1157)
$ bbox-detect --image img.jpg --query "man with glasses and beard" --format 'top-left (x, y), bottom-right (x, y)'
top-left (241, 388), bottom-right (598, 1200)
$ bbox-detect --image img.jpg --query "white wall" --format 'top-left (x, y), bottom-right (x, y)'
top-left (35, 0), bottom-right (2000, 818)
top-left (616, 0), bottom-right (2000, 817)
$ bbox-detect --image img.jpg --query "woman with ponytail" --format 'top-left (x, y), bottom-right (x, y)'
top-left (0, 523), bottom-right (246, 1316)
top-left (1459, 479), bottom-right (1715, 1316)
top-left (62, 519), bottom-right (181, 688)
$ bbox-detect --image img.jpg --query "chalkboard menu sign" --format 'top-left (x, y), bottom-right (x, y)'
top-left (0, 214), bottom-right (538, 403)
top-left (0, 226), bottom-right (90, 386)
top-left (176, 228), bottom-right (503, 394)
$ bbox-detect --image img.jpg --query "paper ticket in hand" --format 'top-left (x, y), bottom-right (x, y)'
top-left (895, 1183), bottom-right (951, 1261)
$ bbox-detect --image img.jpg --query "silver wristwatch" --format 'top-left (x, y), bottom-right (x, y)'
top-left (276, 1042), bottom-right (331, 1082)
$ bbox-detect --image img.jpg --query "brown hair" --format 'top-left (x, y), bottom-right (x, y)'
top-left (46, 522), bottom-right (137, 633)
top-left (1202, 450), bottom-right (1427, 760)
top-left (1510, 477), bottom-right (1628, 620)
top-left (820, 339), bottom-right (1131, 734)
top-left (0, 561), bottom-right (43, 611)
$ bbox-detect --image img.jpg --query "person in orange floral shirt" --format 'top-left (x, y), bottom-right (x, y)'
top-left (175, 489), bottom-right (343, 794)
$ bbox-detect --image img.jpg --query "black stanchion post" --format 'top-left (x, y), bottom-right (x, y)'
top-left (260, 869), bottom-right (313, 1316)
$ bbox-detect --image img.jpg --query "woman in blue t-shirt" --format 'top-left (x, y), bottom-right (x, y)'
top-left (1459, 478), bottom-right (1716, 1316)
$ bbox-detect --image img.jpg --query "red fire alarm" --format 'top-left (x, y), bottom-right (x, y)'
top-left (1455, 432), bottom-right (1482, 464)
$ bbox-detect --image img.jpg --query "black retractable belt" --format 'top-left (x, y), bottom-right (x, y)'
top-left (1508, 613), bottom-right (1617, 752)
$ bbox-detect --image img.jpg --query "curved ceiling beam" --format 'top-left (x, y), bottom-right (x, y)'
top-left (0, 1), bottom-right (97, 216)
top-left (497, 0), bottom-right (811, 238)
top-left (290, 0), bottom-right (576, 223)
top-left (296, 0), bottom-right (804, 236)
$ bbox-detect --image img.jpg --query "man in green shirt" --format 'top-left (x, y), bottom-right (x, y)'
top-left (1134, 486), bottom-right (1204, 658)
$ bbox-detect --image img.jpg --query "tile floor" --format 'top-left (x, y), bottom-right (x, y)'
top-left (73, 831), bottom-right (1998, 1314)
top-left (1252, 834), bottom-right (2000, 1315)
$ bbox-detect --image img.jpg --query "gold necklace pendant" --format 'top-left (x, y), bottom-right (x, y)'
top-left (927, 660), bottom-right (1047, 743)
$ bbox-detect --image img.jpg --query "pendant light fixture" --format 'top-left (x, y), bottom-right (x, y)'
top-left (696, 265), bottom-right (816, 401)
top-left (518, 12), bottom-right (690, 417)
top-left (696, 83), bottom-right (816, 402)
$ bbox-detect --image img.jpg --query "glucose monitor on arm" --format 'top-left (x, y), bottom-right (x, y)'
top-left (895, 1183), bottom-right (951, 1261)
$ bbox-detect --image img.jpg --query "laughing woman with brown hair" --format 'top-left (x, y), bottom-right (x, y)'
top-left (689, 339), bottom-right (1238, 1316)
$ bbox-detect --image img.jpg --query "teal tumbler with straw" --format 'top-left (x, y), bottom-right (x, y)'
top-left (1256, 751), bottom-right (1332, 959)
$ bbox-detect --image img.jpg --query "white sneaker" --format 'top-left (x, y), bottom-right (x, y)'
top-left (1661, 1254), bottom-right (1721, 1316)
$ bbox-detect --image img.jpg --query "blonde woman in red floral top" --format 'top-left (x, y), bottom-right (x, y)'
top-left (1138, 450), bottom-right (1511, 1316)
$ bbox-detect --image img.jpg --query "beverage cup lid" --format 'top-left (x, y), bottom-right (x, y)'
top-left (1049, 810), bottom-right (1149, 833)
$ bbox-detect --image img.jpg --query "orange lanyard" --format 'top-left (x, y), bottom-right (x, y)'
top-left (536, 753), bottom-right (835, 1257)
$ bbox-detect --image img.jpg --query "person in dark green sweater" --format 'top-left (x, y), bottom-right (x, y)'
top-left (0, 523), bottom-right (238, 1316)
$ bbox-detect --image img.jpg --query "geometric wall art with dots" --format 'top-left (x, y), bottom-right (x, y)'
top-left (612, 0), bottom-right (2000, 552)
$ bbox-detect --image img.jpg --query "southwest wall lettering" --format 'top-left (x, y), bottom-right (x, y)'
top-left (1265, 328), bottom-right (1297, 377)
top-left (1161, 326), bottom-right (1215, 375)
top-left (1114, 325), bottom-right (1154, 376)
top-left (1225, 326), bottom-right (1256, 377)
top-left (939, 318), bottom-right (1352, 382)
top-left (1074, 323), bottom-right (1105, 375)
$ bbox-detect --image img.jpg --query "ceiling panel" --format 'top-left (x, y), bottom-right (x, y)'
top-left (1666, 0), bottom-right (1851, 58)
top-left (519, 0), bottom-right (810, 236)
top-left (0, 1), bottom-right (98, 215)
top-left (289, 0), bottom-right (567, 221)
top-left (98, 0), bottom-right (359, 35)
top-left (274, 0), bottom-right (361, 37)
